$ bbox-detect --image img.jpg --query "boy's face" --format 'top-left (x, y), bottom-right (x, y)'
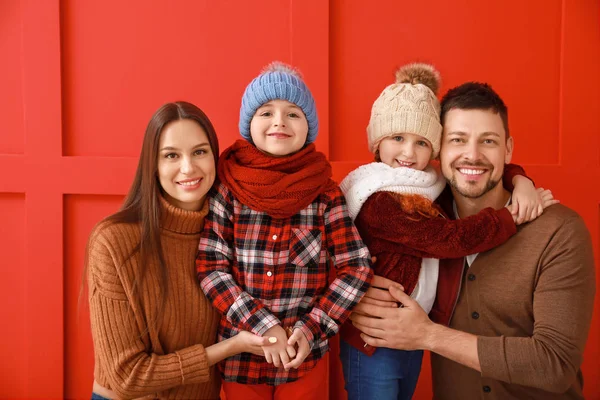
top-left (440, 108), bottom-right (513, 199)
top-left (377, 132), bottom-right (432, 171)
top-left (250, 99), bottom-right (309, 157)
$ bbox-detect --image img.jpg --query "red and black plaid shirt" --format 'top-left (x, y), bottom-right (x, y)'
top-left (196, 182), bottom-right (372, 385)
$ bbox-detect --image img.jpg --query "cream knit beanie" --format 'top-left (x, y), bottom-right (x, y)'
top-left (367, 63), bottom-right (442, 158)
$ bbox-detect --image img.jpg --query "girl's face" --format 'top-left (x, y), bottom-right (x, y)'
top-left (378, 132), bottom-right (432, 171)
top-left (157, 119), bottom-right (216, 211)
top-left (250, 99), bottom-right (309, 157)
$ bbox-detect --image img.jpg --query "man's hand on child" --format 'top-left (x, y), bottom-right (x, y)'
top-left (283, 328), bottom-right (311, 370)
top-left (358, 275), bottom-right (403, 311)
top-left (262, 325), bottom-right (296, 368)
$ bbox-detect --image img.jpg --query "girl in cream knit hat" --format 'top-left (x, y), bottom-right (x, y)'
top-left (338, 63), bottom-right (555, 400)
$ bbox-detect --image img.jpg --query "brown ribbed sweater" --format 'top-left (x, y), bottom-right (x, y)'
top-left (87, 197), bottom-right (220, 399)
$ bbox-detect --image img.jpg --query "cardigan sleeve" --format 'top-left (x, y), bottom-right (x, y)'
top-left (196, 183), bottom-right (280, 336)
top-left (477, 213), bottom-right (595, 392)
top-left (87, 225), bottom-right (210, 399)
top-left (356, 192), bottom-right (516, 259)
top-left (296, 188), bottom-right (373, 346)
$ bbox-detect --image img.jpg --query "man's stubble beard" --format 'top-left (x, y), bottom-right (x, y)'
top-left (444, 162), bottom-right (502, 199)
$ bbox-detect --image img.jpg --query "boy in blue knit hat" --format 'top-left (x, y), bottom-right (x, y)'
top-left (196, 62), bottom-right (373, 399)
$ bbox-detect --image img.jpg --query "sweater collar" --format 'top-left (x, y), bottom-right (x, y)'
top-left (159, 195), bottom-right (208, 234)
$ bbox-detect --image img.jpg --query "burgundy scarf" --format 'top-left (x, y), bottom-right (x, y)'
top-left (218, 140), bottom-right (338, 219)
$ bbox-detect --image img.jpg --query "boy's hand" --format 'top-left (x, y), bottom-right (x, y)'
top-left (283, 328), bottom-right (311, 370)
top-left (262, 325), bottom-right (296, 368)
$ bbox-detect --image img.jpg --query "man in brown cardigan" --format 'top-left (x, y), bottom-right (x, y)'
top-left (350, 82), bottom-right (596, 399)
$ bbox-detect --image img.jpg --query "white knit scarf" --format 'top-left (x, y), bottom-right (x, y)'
top-left (339, 162), bottom-right (446, 220)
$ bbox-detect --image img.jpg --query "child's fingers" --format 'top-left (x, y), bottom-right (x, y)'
top-left (284, 346), bottom-right (310, 370)
top-left (284, 358), bottom-right (301, 370)
top-left (286, 344), bottom-right (296, 359)
top-left (287, 329), bottom-right (300, 346)
top-left (517, 206), bottom-right (529, 224)
top-left (278, 350), bottom-right (290, 367)
top-left (529, 208), bottom-right (538, 221)
top-left (264, 350), bottom-right (273, 364)
top-left (544, 199), bottom-right (560, 208)
top-left (271, 352), bottom-right (281, 368)
top-left (286, 329), bottom-right (301, 358)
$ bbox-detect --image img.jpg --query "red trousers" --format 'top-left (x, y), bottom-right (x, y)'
top-left (222, 353), bottom-right (329, 400)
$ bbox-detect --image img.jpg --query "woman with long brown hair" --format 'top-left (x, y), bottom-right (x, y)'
top-left (86, 102), bottom-right (273, 399)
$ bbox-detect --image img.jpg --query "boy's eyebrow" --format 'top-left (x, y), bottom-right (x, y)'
top-left (160, 142), bottom-right (210, 151)
top-left (257, 101), bottom-right (301, 110)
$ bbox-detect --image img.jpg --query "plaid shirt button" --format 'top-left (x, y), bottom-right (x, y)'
top-left (266, 271), bottom-right (273, 277)
top-left (272, 234), bottom-right (277, 240)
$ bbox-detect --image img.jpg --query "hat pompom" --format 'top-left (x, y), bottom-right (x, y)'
top-left (395, 63), bottom-right (441, 95)
top-left (262, 61), bottom-right (303, 79)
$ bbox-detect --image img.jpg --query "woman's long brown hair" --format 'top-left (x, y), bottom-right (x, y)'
top-left (81, 101), bottom-right (219, 330)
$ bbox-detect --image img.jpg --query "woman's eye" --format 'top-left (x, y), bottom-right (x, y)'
top-left (417, 141), bottom-right (429, 147)
top-left (194, 149), bottom-right (207, 156)
top-left (288, 113), bottom-right (299, 118)
top-left (393, 136), bottom-right (403, 142)
top-left (165, 153), bottom-right (177, 159)
top-left (260, 111), bottom-right (272, 117)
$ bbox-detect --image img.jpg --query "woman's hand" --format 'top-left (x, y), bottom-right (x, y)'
top-left (233, 330), bottom-right (277, 356)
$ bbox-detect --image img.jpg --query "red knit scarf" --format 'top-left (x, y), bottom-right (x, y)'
top-left (218, 140), bottom-right (338, 219)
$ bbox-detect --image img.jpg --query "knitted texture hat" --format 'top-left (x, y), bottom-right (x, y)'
top-left (239, 62), bottom-right (318, 144)
top-left (367, 63), bottom-right (442, 158)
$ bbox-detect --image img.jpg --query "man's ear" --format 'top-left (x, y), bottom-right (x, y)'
top-left (505, 136), bottom-right (514, 164)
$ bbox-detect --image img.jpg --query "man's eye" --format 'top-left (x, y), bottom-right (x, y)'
top-left (288, 113), bottom-right (299, 118)
top-left (260, 111), bottom-right (272, 117)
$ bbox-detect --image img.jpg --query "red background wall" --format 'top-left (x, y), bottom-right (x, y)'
top-left (0, 1), bottom-right (598, 398)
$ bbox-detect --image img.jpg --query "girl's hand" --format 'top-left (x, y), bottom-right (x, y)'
top-left (261, 325), bottom-right (296, 368)
top-left (510, 176), bottom-right (559, 224)
top-left (283, 328), bottom-right (311, 370)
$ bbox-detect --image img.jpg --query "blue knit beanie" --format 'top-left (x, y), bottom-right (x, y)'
top-left (239, 62), bottom-right (318, 144)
